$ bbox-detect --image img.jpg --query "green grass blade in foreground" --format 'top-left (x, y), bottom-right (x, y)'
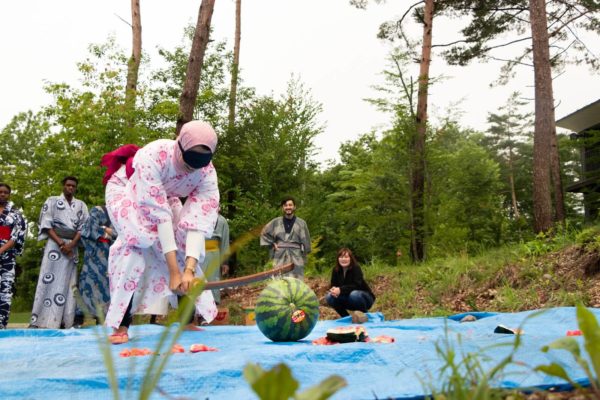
top-left (92, 267), bottom-right (210, 400)
top-left (426, 311), bottom-right (543, 399)
top-left (138, 229), bottom-right (264, 399)
top-left (577, 303), bottom-right (600, 389)
top-left (244, 363), bottom-right (299, 400)
top-left (535, 363), bottom-right (577, 388)
top-left (93, 275), bottom-right (157, 399)
top-left (243, 362), bottom-right (346, 400)
top-left (139, 278), bottom-right (205, 399)
top-left (78, 287), bottom-right (121, 400)
top-left (537, 305), bottom-right (600, 394)
top-left (96, 324), bottom-right (121, 400)
top-left (295, 375), bottom-right (347, 400)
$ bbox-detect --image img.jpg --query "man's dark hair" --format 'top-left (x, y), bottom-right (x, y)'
top-left (62, 176), bottom-right (79, 185)
top-left (0, 183), bottom-right (11, 193)
top-left (280, 195), bottom-right (296, 207)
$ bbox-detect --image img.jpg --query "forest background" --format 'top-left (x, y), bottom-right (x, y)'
top-left (1, 0), bottom-right (600, 312)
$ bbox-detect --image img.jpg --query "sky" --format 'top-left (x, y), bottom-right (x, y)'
top-left (1, 0), bottom-right (600, 164)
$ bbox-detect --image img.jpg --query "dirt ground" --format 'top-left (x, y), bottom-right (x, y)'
top-left (437, 245), bottom-right (600, 313)
top-left (218, 275), bottom-right (340, 322)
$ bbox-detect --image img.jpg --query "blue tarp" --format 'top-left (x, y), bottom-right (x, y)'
top-left (0, 307), bottom-right (595, 399)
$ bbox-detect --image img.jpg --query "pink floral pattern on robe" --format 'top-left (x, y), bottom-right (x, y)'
top-left (104, 139), bottom-right (220, 329)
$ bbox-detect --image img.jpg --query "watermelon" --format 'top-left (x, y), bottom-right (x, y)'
top-left (326, 326), bottom-right (367, 343)
top-left (255, 277), bottom-right (320, 342)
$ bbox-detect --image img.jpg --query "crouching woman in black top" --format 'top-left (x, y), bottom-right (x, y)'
top-left (325, 248), bottom-right (375, 321)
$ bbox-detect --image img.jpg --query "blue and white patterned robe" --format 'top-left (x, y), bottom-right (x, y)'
top-left (78, 206), bottom-right (114, 320)
top-left (30, 194), bottom-right (88, 329)
top-left (0, 202), bottom-right (27, 329)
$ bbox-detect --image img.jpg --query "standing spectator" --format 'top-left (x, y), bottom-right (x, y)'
top-left (201, 211), bottom-right (230, 304)
top-left (325, 247), bottom-right (375, 323)
top-left (102, 120), bottom-right (220, 344)
top-left (30, 176), bottom-right (89, 329)
top-left (260, 196), bottom-right (311, 279)
top-left (0, 183), bottom-right (27, 329)
top-left (77, 205), bottom-right (116, 324)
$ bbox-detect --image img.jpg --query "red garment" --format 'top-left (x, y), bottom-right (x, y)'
top-left (100, 144), bottom-right (140, 185)
top-left (0, 225), bottom-right (11, 240)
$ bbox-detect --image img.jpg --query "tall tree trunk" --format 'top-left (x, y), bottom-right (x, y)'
top-left (508, 148), bottom-right (520, 219)
top-left (550, 127), bottom-right (566, 223)
top-left (410, 0), bottom-right (434, 262)
top-left (176, 0), bottom-right (216, 135)
top-left (226, 0), bottom-right (242, 220)
top-left (228, 0), bottom-right (242, 131)
top-left (125, 0), bottom-right (142, 125)
top-left (529, 0), bottom-right (554, 233)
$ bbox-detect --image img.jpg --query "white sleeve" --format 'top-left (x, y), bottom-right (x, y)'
top-left (157, 220), bottom-right (177, 254)
top-left (186, 230), bottom-right (205, 263)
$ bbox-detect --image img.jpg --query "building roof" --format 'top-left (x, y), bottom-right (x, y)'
top-left (566, 178), bottom-right (600, 193)
top-left (556, 99), bottom-right (600, 133)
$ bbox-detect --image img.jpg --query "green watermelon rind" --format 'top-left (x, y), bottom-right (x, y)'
top-left (326, 331), bottom-right (367, 343)
top-left (326, 326), bottom-right (367, 343)
top-left (255, 278), bottom-right (319, 342)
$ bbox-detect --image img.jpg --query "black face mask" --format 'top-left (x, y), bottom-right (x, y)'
top-left (178, 140), bottom-right (213, 169)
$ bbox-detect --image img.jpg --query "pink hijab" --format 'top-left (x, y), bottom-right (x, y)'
top-left (174, 120), bottom-right (218, 174)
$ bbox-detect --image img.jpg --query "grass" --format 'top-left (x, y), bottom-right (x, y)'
top-left (8, 312), bottom-right (30, 324)
top-left (363, 244), bottom-right (531, 319)
top-left (332, 225), bottom-right (594, 320)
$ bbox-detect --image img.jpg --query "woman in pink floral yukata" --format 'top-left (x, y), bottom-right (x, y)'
top-left (101, 121), bottom-right (220, 344)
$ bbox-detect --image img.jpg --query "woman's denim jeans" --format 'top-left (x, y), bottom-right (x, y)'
top-left (325, 290), bottom-right (374, 317)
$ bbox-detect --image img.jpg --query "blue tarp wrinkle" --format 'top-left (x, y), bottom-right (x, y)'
top-left (0, 307), bottom-right (595, 399)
